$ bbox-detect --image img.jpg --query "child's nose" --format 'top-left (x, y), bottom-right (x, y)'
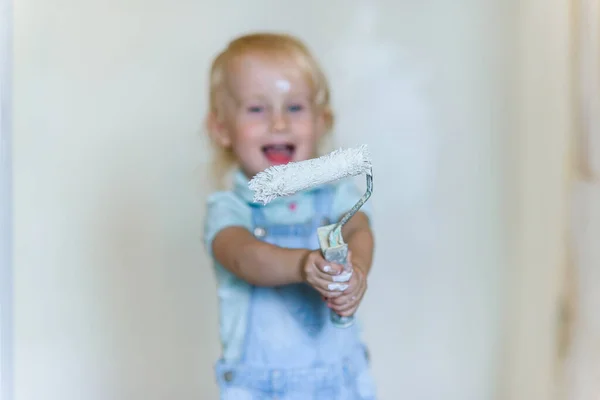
top-left (271, 112), bottom-right (288, 132)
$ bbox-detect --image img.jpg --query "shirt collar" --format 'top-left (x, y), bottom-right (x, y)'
top-left (232, 169), bottom-right (260, 204)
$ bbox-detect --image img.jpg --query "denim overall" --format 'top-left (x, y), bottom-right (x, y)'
top-left (215, 186), bottom-right (377, 400)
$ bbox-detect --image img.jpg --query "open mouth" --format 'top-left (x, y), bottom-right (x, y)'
top-left (262, 144), bottom-right (295, 165)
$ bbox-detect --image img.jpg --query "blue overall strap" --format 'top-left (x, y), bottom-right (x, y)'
top-left (268, 222), bottom-right (313, 237)
top-left (249, 204), bottom-right (268, 228)
top-left (250, 204), bottom-right (314, 238)
top-left (312, 185), bottom-right (335, 227)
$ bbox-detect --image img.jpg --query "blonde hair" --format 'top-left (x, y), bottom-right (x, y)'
top-left (205, 32), bottom-right (335, 188)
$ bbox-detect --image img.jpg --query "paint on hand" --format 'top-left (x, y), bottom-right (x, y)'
top-left (332, 270), bottom-right (352, 282)
top-left (328, 283), bottom-right (349, 291)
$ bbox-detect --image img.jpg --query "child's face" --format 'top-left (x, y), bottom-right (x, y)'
top-left (214, 54), bottom-right (326, 178)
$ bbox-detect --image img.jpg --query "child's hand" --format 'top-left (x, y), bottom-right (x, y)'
top-left (326, 251), bottom-right (368, 317)
top-left (301, 250), bottom-right (347, 299)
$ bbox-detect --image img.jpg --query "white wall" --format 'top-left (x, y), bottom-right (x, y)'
top-left (564, 184), bottom-right (600, 400)
top-left (14, 1), bottom-right (513, 399)
top-left (500, 0), bottom-right (573, 398)
top-left (1, 0), bottom-right (14, 399)
top-left (562, 1), bottom-right (600, 398)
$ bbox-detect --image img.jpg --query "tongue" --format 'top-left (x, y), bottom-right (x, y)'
top-left (265, 148), bottom-right (293, 165)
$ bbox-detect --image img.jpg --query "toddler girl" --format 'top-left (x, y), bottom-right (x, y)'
top-left (203, 32), bottom-right (376, 400)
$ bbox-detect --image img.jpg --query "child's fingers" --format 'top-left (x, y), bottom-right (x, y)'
top-left (309, 264), bottom-right (345, 285)
top-left (329, 276), bottom-right (365, 307)
top-left (329, 286), bottom-right (362, 307)
top-left (307, 275), bottom-right (346, 297)
top-left (329, 289), bottom-right (365, 314)
top-left (329, 292), bottom-right (354, 307)
top-left (334, 305), bottom-right (359, 317)
top-left (329, 282), bottom-right (358, 304)
top-left (313, 255), bottom-right (344, 276)
top-left (305, 252), bottom-right (353, 297)
top-left (330, 272), bottom-right (361, 302)
top-left (312, 283), bottom-right (344, 299)
top-left (330, 296), bottom-right (359, 313)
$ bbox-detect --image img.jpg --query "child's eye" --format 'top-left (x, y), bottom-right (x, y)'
top-left (247, 106), bottom-right (264, 113)
top-left (287, 104), bottom-right (304, 112)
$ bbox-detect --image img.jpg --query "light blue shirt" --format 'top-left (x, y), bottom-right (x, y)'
top-left (203, 170), bottom-right (373, 362)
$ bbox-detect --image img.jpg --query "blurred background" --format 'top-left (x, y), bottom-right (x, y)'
top-left (4, 0), bottom-right (598, 399)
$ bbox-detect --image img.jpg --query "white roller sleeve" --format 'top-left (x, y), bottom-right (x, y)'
top-left (248, 145), bottom-right (372, 205)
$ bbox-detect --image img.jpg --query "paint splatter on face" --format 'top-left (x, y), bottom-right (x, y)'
top-left (275, 79), bottom-right (291, 92)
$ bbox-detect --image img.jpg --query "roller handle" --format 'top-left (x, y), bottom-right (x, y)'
top-left (320, 238), bottom-right (355, 328)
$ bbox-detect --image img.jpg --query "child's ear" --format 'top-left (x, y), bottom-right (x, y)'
top-left (206, 111), bottom-right (232, 148)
